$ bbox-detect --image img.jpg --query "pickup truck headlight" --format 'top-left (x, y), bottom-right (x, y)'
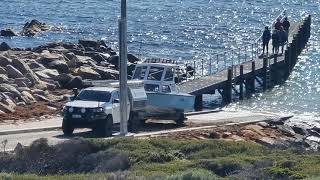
top-left (68, 107), bottom-right (74, 113)
top-left (93, 107), bottom-right (104, 113)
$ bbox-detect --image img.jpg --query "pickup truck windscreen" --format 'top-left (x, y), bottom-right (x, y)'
top-left (75, 90), bottom-right (111, 102)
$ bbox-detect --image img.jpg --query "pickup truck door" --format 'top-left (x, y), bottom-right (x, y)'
top-left (112, 91), bottom-right (121, 123)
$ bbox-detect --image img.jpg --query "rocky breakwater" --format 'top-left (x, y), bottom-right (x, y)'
top-left (165, 117), bottom-right (320, 151)
top-left (0, 39), bottom-right (140, 120)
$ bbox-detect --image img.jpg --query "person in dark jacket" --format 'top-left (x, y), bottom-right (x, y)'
top-left (262, 26), bottom-right (271, 55)
top-left (274, 18), bottom-right (282, 31)
top-left (282, 17), bottom-right (290, 35)
top-left (279, 26), bottom-right (288, 55)
top-left (272, 29), bottom-right (280, 55)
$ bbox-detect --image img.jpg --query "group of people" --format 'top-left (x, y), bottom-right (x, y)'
top-left (262, 17), bottom-right (290, 56)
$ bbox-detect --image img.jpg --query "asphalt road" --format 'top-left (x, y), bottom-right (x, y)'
top-left (0, 122), bottom-right (181, 151)
top-left (0, 110), bottom-right (279, 152)
top-left (0, 129), bottom-right (92, 152)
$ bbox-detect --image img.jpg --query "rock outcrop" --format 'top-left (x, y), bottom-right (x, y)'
top-left (0, 29), bottom-right (17, 37)
top-left (0, 39), bottom-right (141, 114)
top-left (0, 42), bottom-right (10, 51)
top-left (22, 19), bottom-right (50, 36)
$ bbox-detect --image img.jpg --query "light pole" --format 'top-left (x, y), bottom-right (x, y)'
top-left (119, 0), bottom-right (128, 135)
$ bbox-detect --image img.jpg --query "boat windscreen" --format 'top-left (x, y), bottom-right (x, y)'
top-left (147, 66), bottom-right (164, 81)
top-left (133, 66), bottom-right (147, 80)
top-left (164, 67), bottom-right (174, 81)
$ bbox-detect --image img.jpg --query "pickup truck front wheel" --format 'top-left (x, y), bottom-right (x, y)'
top-left (62, 118), bottom-right (74, 136)
top-left (94, 116), bottom-right (113, 137)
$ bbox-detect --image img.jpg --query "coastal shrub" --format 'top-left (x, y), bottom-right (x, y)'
top-left (195, 158), bottom-right (247, 177)
top-left (0, 138), bottom-right (130, 175)
top-left (263, 167), bottom-right (307, 179)
top-left (132, 160), bottom-right (193, 177)
top-left (167, 169), bottom-right (219, 180)
top-left (1, 137), bottom-right (320, 179)
top-left (78, 150), bottom-right (130, 173)
top-left (180, 140), bottom-right (264, 159)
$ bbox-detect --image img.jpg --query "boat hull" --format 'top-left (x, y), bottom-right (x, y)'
top-left (145, 92), bottom-right (195, 116)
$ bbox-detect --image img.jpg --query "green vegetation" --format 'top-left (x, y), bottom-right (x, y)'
top-left (1, 138), bottom-right (320, 179)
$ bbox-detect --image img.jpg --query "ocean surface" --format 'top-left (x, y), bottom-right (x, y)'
top-left (0, 0), bottom-right (319, 127)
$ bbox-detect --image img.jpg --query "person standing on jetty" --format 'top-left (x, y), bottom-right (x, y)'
top-left (272, 29), bottom-right (280, 55)
top-left (279, 27), bottom-right (288, 55)
top-left (282, 17), bottom-right (291, 34)
top-left (274, 18), bottom-right (282, 30)
top-left (262, 26), bottom-right (271, 56)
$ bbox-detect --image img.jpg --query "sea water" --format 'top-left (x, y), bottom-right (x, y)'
top-left (0, 0), bottom-right (319, 127)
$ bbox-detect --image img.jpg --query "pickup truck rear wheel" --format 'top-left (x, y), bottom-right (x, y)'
top-left (128, 112), bottom-right (140, 133)
top-left (175, 113), bottom-right (185, 127)
top-left (95, 116), bottom-right (113, 137)
top-left (62, 118), bottom-right (74, 136)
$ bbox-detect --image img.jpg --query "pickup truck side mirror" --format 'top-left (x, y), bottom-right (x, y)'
top-left (70, 96), bottom-right (76, 101)
top-left (113, 99), bottom-right (120, 104)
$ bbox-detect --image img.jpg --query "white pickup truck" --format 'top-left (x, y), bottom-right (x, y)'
top-left (62, 80), bottom-right (147, 137)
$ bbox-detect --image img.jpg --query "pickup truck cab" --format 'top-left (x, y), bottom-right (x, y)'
top-left (62, 80), bottom-right (147, 137)
top-left (63, 87), bottom-right (131, 137)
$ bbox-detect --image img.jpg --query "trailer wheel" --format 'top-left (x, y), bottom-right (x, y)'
top-left (62, 118), bottom-right (74, 136)
top-left (95, 116), bottom-right (113, 137)
top-left (128, 112), bottom-right (140, 133)
top-left (175, 113), bottom-right (185, 127)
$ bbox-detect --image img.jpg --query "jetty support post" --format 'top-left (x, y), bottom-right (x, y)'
top-left (263, 58), bottom-right (268, 90)
top-left (292, 37), bottom-right (297, 65)
top-left (195, 95), bottom-right (203, 111)
top-left (239, 65), bottom-right (244, 100)
top-left (284, 49), bottom-right (290, 78)
top-left (224, 68), bottom-right (233, 104)
top-left (246, 61), bottom-right (255, 97)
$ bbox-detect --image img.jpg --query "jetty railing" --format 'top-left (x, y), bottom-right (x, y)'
top-left (188, 9), bottom-right (287, 79)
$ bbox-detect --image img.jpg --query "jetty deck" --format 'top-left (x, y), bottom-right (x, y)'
top-left (178, 15), bottom-right (311, 110)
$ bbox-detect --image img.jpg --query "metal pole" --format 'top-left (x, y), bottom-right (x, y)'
top-left (201, 59), bottom-right (204, 76)
top-left (209, 58), bottom-right (212, 75)
top-left (238, 48), bottom-right (240, 65)
top-left (245, 46), bottom-right (247, 63)
top-left (251, 44), bottom-right (254, 61)
top-left (224, 52), bottom-right (227, 68)
top-left (119, 0), bottom-right (128, 135)
top-left (231, 50), bottom-right (234, 66)
top-left (193, 60), bottom-right (196, 79)
top-left (216, 54), bottom-right (219, 72)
